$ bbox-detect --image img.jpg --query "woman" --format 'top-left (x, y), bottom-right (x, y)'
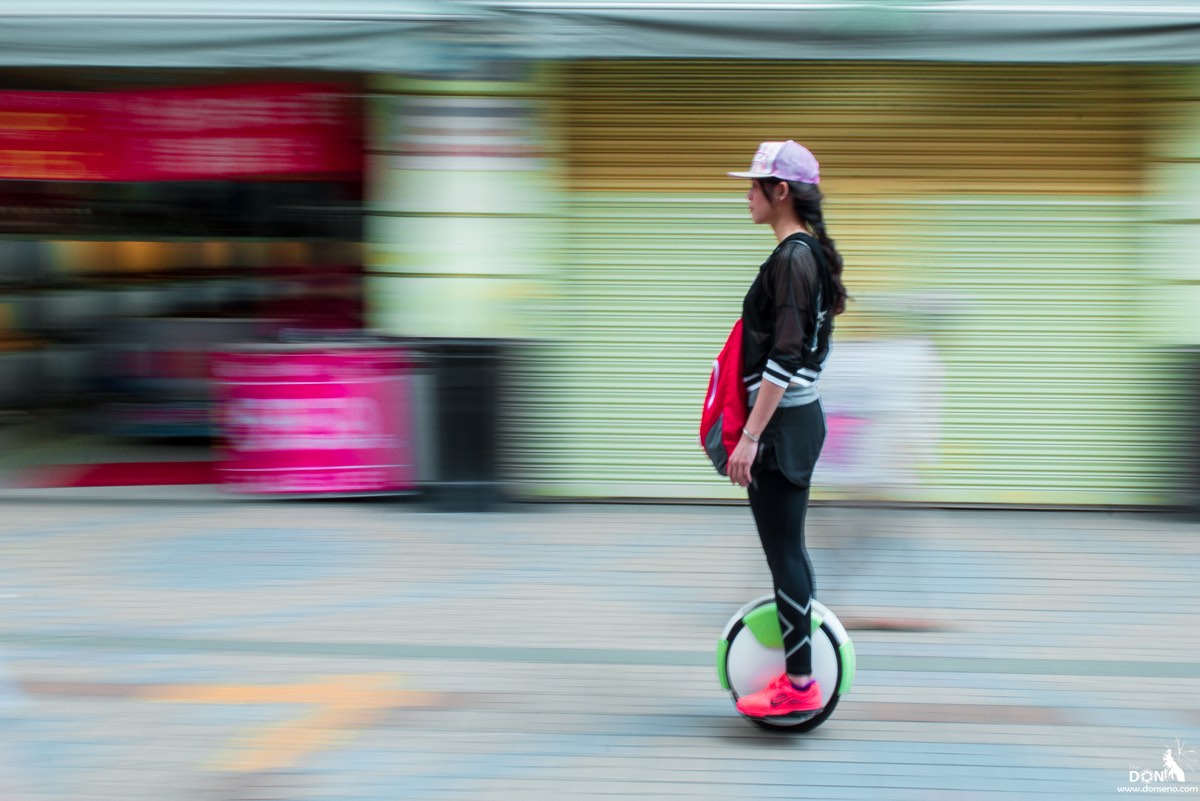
top-left (725, 140), bottom-right (848, 719)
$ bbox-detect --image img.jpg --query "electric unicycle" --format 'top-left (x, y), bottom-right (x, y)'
top-left (718, 595), bottom-right (855, 731)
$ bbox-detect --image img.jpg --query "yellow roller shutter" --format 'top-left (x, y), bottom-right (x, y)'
top-left (514, 60), bottom-right (1182, 505)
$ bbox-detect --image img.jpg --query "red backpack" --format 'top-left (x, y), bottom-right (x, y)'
top-left (700, 319), bottom-right (748, 477)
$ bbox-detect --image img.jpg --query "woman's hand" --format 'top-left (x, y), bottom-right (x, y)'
top-left (728, 435), bottom-right (759, 489)
top-left (732, 381), bottom-right (782, 489)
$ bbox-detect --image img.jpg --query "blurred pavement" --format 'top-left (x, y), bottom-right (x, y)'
top-left (0, 496), bottom-right (1198, 800)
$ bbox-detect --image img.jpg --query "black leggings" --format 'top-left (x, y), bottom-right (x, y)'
top-left (747, 469), bottom-right (815, 676)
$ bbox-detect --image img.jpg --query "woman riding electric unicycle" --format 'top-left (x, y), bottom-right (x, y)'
top-left (702, 140), bottom-right (853, 730)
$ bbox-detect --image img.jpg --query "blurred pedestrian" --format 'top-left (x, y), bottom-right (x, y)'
top-left (724, 141), bottom-right (848, 719)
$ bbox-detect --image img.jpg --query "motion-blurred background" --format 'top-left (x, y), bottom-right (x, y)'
top-left (2, 0), bottom-right (1200, 510)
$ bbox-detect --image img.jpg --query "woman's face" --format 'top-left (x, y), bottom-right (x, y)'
top-left (746, 180), bottom-right (779, 225)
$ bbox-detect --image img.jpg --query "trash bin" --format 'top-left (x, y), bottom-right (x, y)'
top-left (422, 339), bottom-right (504, 512)
top-left (1182, 347), bottom-right (1200, 517)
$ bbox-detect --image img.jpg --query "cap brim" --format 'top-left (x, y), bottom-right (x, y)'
top-left (726, 171), bottom-right (770, 179)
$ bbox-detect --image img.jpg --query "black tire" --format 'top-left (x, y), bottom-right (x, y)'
top-left (750, 690), bottom-right (841, 733)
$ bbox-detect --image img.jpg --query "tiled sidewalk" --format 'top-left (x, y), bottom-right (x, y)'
top-left (0, 499), bottom-right (1197, 800)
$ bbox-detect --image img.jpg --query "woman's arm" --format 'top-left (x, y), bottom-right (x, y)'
top-left (729, 242), bottom-right (820, 488)
top-left (727, 380), bottom-right (786, 488)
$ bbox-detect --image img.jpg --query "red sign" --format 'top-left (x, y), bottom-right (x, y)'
top-left (0, 91), bottom-right (114, 180)
top-left (118, 83), bottom-right (361, 181)
top-left (0, 83), bottom-right (360, 181)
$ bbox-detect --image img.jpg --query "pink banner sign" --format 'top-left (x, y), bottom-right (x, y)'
top-left (212, 348), bottom-right (416, 495)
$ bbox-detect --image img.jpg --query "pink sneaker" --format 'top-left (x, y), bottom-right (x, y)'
top-left (735, 673), bottom-right (823, 718)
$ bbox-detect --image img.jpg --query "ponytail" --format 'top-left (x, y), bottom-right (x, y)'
top-left (761, 178), bottom-right (848, 315)
top-left (805, 207), bottom-right (848, 316)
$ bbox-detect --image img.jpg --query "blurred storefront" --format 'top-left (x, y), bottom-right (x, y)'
top-left (3, 2), bottom-right (1200, 508)
top-left (0, 75), bottom-right (365, 438)
top-left (0, 2), bottom-right (485, 495)
top-left (484, 2), bottom-right (1200, 508)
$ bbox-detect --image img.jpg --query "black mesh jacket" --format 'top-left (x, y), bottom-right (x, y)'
top-left (741, 232), bottom-right (835, 395)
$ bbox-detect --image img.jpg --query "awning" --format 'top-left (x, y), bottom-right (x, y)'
top-left (469, 1), bottom-right (1200, 63)
top-left (0, 0), bottom-right (492, 71)
top-left (3, 1), bottom-right (1200, 69)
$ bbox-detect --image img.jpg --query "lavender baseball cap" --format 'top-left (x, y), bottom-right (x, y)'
top-left (727, 140), bottom-right (820, 184)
